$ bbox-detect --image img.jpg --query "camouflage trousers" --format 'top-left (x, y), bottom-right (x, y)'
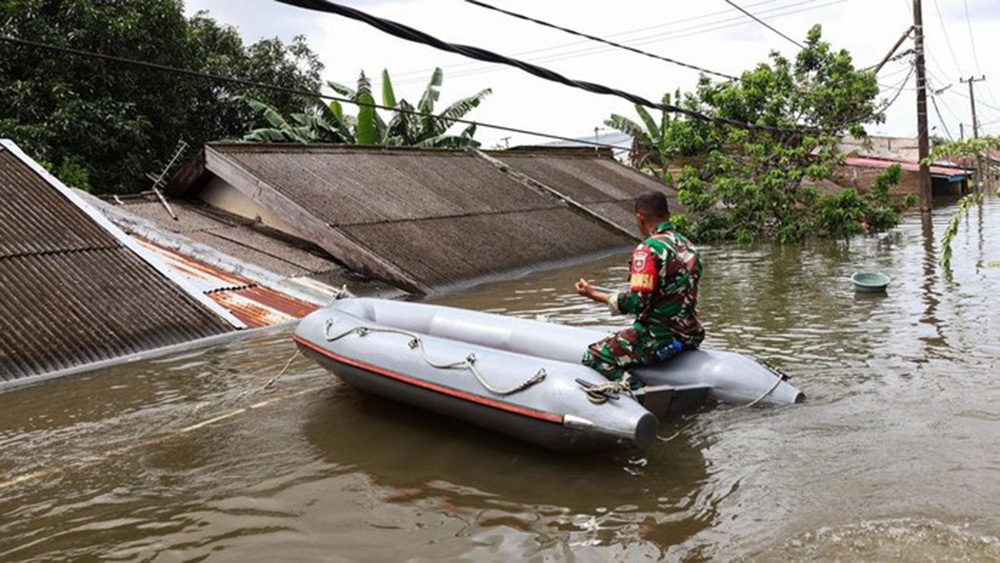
top-left (581, 327), bottom-right (685, 389)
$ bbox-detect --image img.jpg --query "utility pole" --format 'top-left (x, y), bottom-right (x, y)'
top-left (960, 75), bottom-right (986, 191)
top-left (913, 0), bottom-right (932, 212)
top-left (960, 122), bottom-right (964, 141)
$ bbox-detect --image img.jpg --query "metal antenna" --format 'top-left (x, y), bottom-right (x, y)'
top-left (146, 140), bottom-right (188, 220)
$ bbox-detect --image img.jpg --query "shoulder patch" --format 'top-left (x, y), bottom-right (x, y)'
top-left (629, 247), bottom-right (657, 293)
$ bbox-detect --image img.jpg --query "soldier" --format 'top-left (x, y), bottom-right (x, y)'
top-left (574, 191), bottom-right (704, 402)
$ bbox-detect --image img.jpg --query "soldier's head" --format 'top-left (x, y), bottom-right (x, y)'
top-left (634, 191), bottom-right (670, 237)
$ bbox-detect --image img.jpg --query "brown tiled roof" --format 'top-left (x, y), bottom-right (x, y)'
top-left (0, 144), bottom-right (233, 384)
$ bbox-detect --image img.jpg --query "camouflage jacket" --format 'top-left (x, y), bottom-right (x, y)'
top-left (608, 221), bottom-right (705, 347)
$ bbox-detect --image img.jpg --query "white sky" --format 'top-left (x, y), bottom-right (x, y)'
top-left (185, 0), bottom-right (1000, 148)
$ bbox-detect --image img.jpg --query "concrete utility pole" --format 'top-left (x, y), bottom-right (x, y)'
top-left (913, 0), bottom-right (932, 212)
top-left (960, 75), bottom-right (986, 191)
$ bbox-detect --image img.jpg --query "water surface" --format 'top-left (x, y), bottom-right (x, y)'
top-left (2, 198), bottom-right (999, 560)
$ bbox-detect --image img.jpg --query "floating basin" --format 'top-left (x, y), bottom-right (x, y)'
top-left (851, 271), bottom-right (892, 292)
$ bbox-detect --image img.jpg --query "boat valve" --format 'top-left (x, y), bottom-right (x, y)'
top-left (466, 353), bottom-right (477, 364)
top-left (408, 338), bottom-right (420, 349)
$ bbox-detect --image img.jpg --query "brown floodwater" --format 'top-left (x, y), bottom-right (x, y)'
top-left (2, 197), bottom-right (999, 560)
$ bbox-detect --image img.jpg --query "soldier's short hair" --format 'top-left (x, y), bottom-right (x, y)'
top-left (634, 191), bottom-right (670, 219)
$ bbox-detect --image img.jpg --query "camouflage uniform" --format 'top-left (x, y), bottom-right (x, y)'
top-left (582, 221), bottom-right (705, 387)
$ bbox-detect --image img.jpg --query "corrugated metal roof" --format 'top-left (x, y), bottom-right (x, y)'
top-left (0, 142), bottom-right (235, 384)
top-left (492, 151), bottom-right (681, 231)
top-left (171, 144), bottom-right (643, 292)
top-left (115, 195), bottom-right (385, 287)
top-left (0, 150), bottom-right (118, 258)
top-left (133, 238), bottom-right (320, 328)
top-left (340, 208), bottom-right (627, 286)
top-left (210, 144), bottom-right (560, 226)
top-left (844, 156), bottom-right (974, 178)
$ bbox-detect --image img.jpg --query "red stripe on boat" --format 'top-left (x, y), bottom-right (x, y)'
top-left (293, 336), bottom-right (564, 424)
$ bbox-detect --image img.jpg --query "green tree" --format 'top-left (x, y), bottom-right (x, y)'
top-left (0, 0), bottom-right (323, 193)
top-left (243, 67), bottom-right (490, 148)
top-left (605, 91), bottom-right (716, 178)
top-left (608, 25), bottom-right (902, 243)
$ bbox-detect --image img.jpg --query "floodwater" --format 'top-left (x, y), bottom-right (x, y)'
top-left (2, 197), bottom-right (999, 561)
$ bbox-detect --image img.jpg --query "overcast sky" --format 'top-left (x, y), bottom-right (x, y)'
top-left (185, 0), bottom-right (1000, 148)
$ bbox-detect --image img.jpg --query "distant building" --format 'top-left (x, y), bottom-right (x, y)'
top-left (836, 155), bottom-right (973, 196)
top-left (838, 135), bottom-right (923, 162)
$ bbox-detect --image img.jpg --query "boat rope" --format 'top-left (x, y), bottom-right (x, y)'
top-left (736, 360), bottom-right (791, 409)
top-left (264, 349), bottom-right (301, 390)
top-left (740, 373), bottom-right (787, 409)
top-left (577, 372), bottom-right (636, 404)
top-left (323, 320), bottom-right (547, 396)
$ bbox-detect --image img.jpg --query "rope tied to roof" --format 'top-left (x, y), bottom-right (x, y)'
top-left (323, 319), bottom-right (546, 396)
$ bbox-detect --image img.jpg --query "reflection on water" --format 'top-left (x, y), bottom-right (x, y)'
top-left (2, 198), bottom-right (999, 560)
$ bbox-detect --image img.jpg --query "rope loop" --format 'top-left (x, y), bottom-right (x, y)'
top-left (579, 372), bottom-right (636, 405)
top-left (319, 322), bottom-right (545, 396)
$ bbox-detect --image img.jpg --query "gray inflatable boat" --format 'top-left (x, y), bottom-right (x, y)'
top-left (293, 298), bottom-right (804, 451)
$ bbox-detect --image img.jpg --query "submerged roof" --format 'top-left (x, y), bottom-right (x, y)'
top-left (169, 144), bottom-right (642, 293)
top-left (0, 140), bottom-right (235, 385)
top-left (485, 150), bottom-right (682, 232)
top-left (108, 194), bottom-right (393, 294)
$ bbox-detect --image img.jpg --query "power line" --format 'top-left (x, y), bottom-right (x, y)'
top-left (723, 0), bottom-right (804, 49)
top-left (0, 34), bottom-right (621, 150)
top-left (391, 0), bottom-right (807, 80)
top-left (273, 0), bottom-right (841, 133)
top-left (392, 0), bottom-right (843, 86)
top-left (928, 93), bottom-right (954, 140)
top-left (930, 0), bottom-right (965, 76)
top-left (880, 63), bottom-right (915, 113)
top-left (463, 0), bottom-right (738, 81)
top-left (962, 0), bottom-right (1000, 108)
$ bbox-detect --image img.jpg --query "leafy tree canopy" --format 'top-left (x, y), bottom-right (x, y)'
top-left (0, 0), bottom-right (323, 193)
top-left (607, 25), bottom-right (906, 243)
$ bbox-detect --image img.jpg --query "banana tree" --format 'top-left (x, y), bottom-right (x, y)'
top-left (241, 68), bottom-right (490, 149)
top-left (605, 92), bottom-right (716, 180)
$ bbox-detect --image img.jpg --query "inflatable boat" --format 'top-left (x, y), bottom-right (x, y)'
top-left (292, 299), bottom-right (804, 451)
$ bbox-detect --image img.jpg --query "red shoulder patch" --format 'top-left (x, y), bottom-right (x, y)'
top-left (629, 247), bottom-right (657, 293)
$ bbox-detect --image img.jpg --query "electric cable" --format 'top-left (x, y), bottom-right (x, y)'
top-left (961, 0), bottom-right (999, 108)
top-left (930, 0), bottom-right (965, 77)
top-left (0, 34), bottom-right (621, 149)
top-left (393, 0), bottom-right (845, 86)
top-left (273, 0), bottom-right (855, 134)
top-left (463, 0), bottom-right (738, 81)
top-left (391, 0), bottom-right (812, 80)
top-left (723, 0), bottom-right (804, 49)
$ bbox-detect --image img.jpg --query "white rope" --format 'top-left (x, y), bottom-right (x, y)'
top-left (736, 360), bottom-right (790, 409)
top-left (323, 320), bottom-right (546, 396)
top-left (738, 373), bottom-right (786, 409)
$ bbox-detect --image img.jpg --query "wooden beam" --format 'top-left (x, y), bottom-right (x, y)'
top-left (203, 147), bottom-right (427, 295)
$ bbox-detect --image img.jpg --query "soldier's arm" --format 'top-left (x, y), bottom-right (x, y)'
top-left (608, 247), bottom-right (658, 316)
